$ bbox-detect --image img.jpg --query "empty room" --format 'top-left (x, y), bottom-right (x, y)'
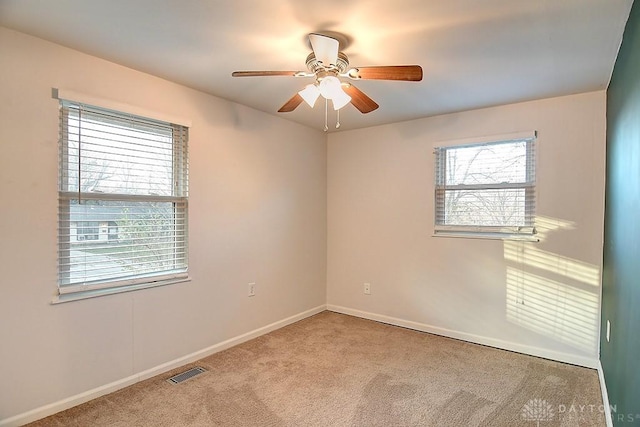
top-left (1, 1), bottom-right (639, 426)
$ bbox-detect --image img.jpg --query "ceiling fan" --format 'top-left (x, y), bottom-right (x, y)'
top-left (232, 33), bottom-right (423, 129)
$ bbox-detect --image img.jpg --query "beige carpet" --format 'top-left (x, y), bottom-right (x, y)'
top-left (28, 311), bottom-right (606, 426)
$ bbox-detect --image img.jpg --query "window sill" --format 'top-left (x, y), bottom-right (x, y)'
top-left (432, 231), bottom-right (539, 242)
top-left (51, 276), bottom-right (191, 304)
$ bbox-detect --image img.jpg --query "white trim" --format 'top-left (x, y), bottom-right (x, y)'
top-left (58, 191), bottom-right (184, 203)
top-left (327, 304), bottom-right (598, 369)
top-left (52, 88), bottom-right (192, 127)
top-left (58, 272), bottom-right (189, 295)
top-left (431, 130), bottom-right (537, 149)
top-left (597, 360), bottom-right (614, 427)
top-left (432, 231), bottom-right (540, 242)
top-left (0, 305), bottom-right (326, 427)
top-left (52, 276), bottom-right (191, 304)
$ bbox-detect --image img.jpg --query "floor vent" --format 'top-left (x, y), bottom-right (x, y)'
top-left (167, 366), bottom-right (207, 384)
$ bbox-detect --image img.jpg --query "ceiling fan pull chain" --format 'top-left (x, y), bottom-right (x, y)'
top-left (336, 108), bottom-right (341, 129)
top-left (324, 98), bottom-right (329, 132)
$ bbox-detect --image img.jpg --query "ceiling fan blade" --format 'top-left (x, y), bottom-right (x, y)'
top-left (342, 84), bottom-right (379, 114)
top-left (309, 33), bottom-right (339, 66)
top-left (345, 65), bottom-right (423, 81)
top-left (278, 93), bottom-right (304, 112)
top-left (232, 70), bottom-right (306, 77)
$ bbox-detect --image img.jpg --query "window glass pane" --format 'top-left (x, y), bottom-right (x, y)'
top-left (443, 189), bottom-right (526, 226)
top-left (63, 108), bottom-right (174, 196)
top-left (444, 141), bottom-right (528, 186)
top-left (59, 199), bottom-right (186, 286)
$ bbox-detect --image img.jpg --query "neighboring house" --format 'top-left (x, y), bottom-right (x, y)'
top-left (69, 205), bottom-right (120, 242)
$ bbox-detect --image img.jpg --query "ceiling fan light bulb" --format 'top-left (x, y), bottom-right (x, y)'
top-left (298, 84), bottom-right (320, 107)
top-left (319, 76), bottom-right (342, 99)
top-left (332, 91), bottom-right (352, 110)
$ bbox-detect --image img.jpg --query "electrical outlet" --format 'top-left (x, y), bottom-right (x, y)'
top-left (364, 283), bottom-right (371, 295)
top-left (248, 282), bottom-right (256, 297)
top-left (606, 320), bottom-right (611, 342)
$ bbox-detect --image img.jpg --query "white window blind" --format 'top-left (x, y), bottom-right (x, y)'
top-left (58, 100), bottom-right (189, 298)
top-left (434, 136), bottom-right (536, 238)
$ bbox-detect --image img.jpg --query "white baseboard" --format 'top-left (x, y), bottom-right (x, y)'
top-left (327, 304), bottom-right (599, 369)
top-left (0, 305), bottom-right (326, 427)
top-left (597, 360), bottom-right (614, 427)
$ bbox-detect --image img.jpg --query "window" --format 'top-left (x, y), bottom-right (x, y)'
top-left (57, 100), bottom-right (189, 301)
top-left (434, 133), bottom-right (536, 239)
top-left (76, 221), bottom-right (100, 241)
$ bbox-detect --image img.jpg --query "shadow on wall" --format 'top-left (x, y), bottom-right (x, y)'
top-left (504, 216), bottom-right (600, 354)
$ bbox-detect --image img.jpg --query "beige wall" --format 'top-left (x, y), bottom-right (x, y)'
top-left (0, 27), bottom-right (327, 422)
top-left (327, 91), bottom-right (606, 368)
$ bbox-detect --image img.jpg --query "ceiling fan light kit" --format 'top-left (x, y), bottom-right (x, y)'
top-left (232, 33), bottom-right (423, 130)
top-left (329, 89), bottom-right (352, 110)
top-left (298, 84), bottom-right (321, 107)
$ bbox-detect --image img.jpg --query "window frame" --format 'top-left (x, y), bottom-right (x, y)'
top-left (433, 131), bottom-right (538, 241)
top-left (54, 92), bottom-right (190, 303)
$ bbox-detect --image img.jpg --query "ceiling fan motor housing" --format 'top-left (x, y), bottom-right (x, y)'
top-left (306, 52), bottom-right (349, 76)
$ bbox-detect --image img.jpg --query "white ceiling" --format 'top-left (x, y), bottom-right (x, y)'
top-left (0, 0), bottom-right (633, 131)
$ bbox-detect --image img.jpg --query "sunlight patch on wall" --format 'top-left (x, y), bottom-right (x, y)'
top-left (504, 215), bottom-right (600, 354)
top-left (506, 268), bottom-right (599, 353)
top-left (534, 215), bottom-right (576, 242)
top-left (504, 242), bottom-right (600, 287)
